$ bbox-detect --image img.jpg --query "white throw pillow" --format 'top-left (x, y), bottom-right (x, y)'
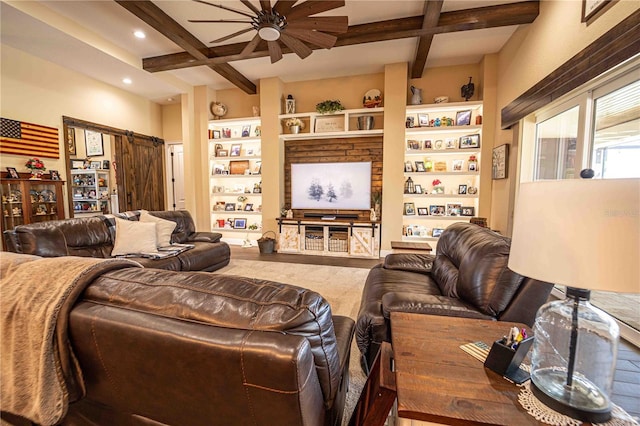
top-left (111, 217), bottom-right (158, 256)
top-left (139, 210), bottom-right (177, 248)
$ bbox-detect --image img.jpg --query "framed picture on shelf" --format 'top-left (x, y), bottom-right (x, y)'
top-left (432, 228), bottom-right (444, 238)
top-left (418, 114), bottom-right (429, 126)
top-left (461, 206), bottom-right (475, 216)
top-left (415, 161), bottom-right (426, 172)
top-left (6, 167), bottom-right (19, 179)
top-left (415, 184), bottom-right (423, 194)
top-left (90, 161), bottom-right (101, 169)
top-left (429, 205), bottom-right (445, 216)
top-left (469, 162), bottom-right (478, 172)
top-left (225, 203), bottom-right (236, 211)
top-left (417, 207), bottom-right (429, 216)
top-left (212, 130), bottom-right (221, 139)
top-left (85, 129), bottom-right (104, 156)
top-left (49, 170), bottom-right (61, 180)
top-left (244, 203), bottom-right (254, 211)
top-left (492, 144), bottom-right (509, 179)
top-left (405, 116), bottom-right (415, 128)
top-left (252, 160), bottom-right (262, 175)
top-left (404, 161), bottom-right (413, 172)
top-left (407, 140), bottom-right (420, 150)
top-left (455, 110), bottom-right (472, 126)
top-left (222, 128), bottom-right (231, 138)
top-left (233, 218), bottom-right (247, 229)
top-left (403, 202), bottom-right (416, 215)
top-left (445, 138), bottom-right (457, 149)
top-left (458, 184), bottom-right (468, 195)
top-left (230, 144), bottom-right (242, 156)
top-left (424, 140), bottom-right (432, 149)
top-left (446, 202), bottom-right (462, 216)
top-left (241, 125), bottom-right (251, 137)
top-left (460, 134), bottom-right (481, 149)
top-left (214, 201), bottom-right (226, 211)
top-left (452, 159), bottom-right (464, 171)
top-left (217, 149), bottom-right (229, 157)
top-left (71, 160), bottom-right (85, 169)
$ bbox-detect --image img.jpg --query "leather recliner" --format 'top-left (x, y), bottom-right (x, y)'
top-left (355, 222), bottom-right (553, 370)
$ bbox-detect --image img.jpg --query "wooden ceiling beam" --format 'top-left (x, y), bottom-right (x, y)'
top-left (411, 0), bottom-right (444, 79)
top-left (115, 0), bottom-right (256, 94)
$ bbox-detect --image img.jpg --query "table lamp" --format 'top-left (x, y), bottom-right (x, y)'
top-left (508, 178), bottom-right (639, 422)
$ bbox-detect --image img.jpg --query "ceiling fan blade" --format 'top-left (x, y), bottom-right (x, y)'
top-left (286, 1), bottom-right (345, 20)
top-left (279, 31), bottom-right (312, 59)
top-left (283, 28), bottom-right (337, 49)
top-left (272, 0), bottom-right (296, 16)
top-left (189, 19), bottom-right (253, 23)
top-left (210, 27), bottom-right (255, 44)
top-left (192, 0), bottom-right (256, 18)
top-left (286, 16), bottom-right (348, 33)
top-left (267, 40), bottom-right (283, 63)
top-left (241, 33), bottom-right (263, 56)
top-left (259, 0), bottom-right (272, 13)
top-left (240, 0), bottom-right (261, 15)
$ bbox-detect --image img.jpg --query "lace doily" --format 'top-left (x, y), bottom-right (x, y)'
top-left (518, 381), bottom-right (639, 426)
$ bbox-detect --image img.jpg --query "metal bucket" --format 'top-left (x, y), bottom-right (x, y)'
top-left (257, 231), bottom-right (276, 254)
top-left (357, 116), bottom-right (374, 130)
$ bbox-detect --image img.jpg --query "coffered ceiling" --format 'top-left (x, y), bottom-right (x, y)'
top-left (1, 0), bottom-right (538, 104)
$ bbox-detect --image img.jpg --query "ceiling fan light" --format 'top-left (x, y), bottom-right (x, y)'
top-left (258, 25), bottom-right (280, 41)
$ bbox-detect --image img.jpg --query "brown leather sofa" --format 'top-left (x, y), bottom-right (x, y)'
top-left (3, 210), bottom-right (230, 271)
top-left (355, 222), bottom-right (553, 370)
top-left (2, 255), bottom-right (354, 426)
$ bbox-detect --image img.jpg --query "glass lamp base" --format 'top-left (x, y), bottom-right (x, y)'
top-left (531, 370), bottom-right (611, 423)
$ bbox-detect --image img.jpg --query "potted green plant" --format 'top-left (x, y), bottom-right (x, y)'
top-left (315, 100), bottom-right (344, 115)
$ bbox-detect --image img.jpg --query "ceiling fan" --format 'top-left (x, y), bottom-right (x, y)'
top-left (190, 0), bottom-right (348, 64)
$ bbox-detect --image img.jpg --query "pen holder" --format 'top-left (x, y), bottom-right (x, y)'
top-left (484, 336), bottom-right (534, 377)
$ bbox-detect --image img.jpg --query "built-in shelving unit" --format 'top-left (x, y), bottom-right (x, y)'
top-left (279, 107), bottom-right (384, 140)
top-left (71, 169), bottom-right (110, 216)
top-left (208, 117), bottom-right (263, 245)
top-left (402, 101), bottom-right (483, 246)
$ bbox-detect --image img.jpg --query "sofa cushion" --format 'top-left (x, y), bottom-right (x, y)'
top-left (176, 241), bottom-right (229, 271)
top-left (111, 218), bottom-right (158, 257)
top-left (146, 210), bottom-right (196, 244)
top-left (139, 210), bottom-right (176, 247)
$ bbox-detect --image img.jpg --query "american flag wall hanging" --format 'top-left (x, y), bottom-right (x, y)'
top-left (0, 117), bottom-right (60, 159)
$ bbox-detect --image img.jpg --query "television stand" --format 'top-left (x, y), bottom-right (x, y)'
top-left (276, 218), bottom-right (380, 259)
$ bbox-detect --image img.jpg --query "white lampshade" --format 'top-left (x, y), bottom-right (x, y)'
top-left (509, 178), bottom-right (639, 293)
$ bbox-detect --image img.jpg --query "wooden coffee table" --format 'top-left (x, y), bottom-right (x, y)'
top-left (390, 312), bottom-right (538, 425)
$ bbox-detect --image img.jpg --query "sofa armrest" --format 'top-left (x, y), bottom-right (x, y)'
top-left (187, 231), bottom-right (222, 243)
top-left (381, 292), bottom-right (495, 321)
top-left (383, 253), bottom-right (435, 274)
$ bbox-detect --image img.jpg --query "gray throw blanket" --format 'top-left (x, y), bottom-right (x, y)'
top-left (0, 253), bottom-right (140, 425)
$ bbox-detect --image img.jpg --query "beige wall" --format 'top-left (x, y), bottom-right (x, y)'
top-left (162, 104), bottom-right (182, 142)
top-left (492, 0), bottom-right (639, 235)
top-left (409, 64), bottom-right (481, 105)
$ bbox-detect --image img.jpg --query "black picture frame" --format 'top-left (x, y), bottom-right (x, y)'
top-left (6, 167), bottom-right (19, 179)
top-left (49, 170), bottom-right (60, 180)
top-left (225, 203), bottom-right (236, 211)
top-left (415, 161), bottom-right (425, 172)
top-left (455, 110), bottom-right (472, 126)
top-left (414, 184), bottom-right (423, 194)
top-left (429, 205), bottom-right (445, 216)
top-left (84, 129), bottom-right (104, 156)
top-left (233, 218), bottom-right (247, 229)
top-left (461, 206), bottom-right (475, 216)
top-left (71, 160), bottom-right (85, 169)
top-left (244, 203), bottom-right (254, 211)
top-left (213, 130), bottom-right (221, 139)
top-left (417, 207), bottom-right (429, 216)
top-left (460, 134), bottom-right (481, 149)
top-left (582, 0), bottom-right (614, 23)
top-left (458, 184), bottom-right (468, 195)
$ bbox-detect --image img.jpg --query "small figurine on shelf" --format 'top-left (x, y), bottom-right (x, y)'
top-left (370, 208), bottom-right (377, 221)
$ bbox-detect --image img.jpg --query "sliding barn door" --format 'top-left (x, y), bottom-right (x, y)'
top-left (115, 132), bottom-right (165, 211)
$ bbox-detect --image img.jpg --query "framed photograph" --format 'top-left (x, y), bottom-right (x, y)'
top-left (405, 116), bottom-right (415, 128)
top-left (429, 205), bottom-right (445, 216)
top-left (403, 202), bottom-right (416, 216)
top-left (461, 206), bottom-right (476, 217)
top-left (424, 140), bottom-right (432, 149)
top-left (222, 128), bottom-right (231, 138)
top-left (432, 228), bottom-right (444, 238)
top-left (404, 161), bottom-right (413, 172)
top-left (67, 127), bottom-right (76, 155)
top-left (452, 159), bottom-right (464, 171)
top-left (445, 138), bottom-right (458, 149)
top-left (460, 134), bottom-right (481, 149)
top-left (217, 149), bottom-right (229, 157)
top-left (241, 125), bottom-right (251, 137)
top-left (71, 160), bottom-right (85, 169)
top-left (252, 160), bottom-right (262, 175)
top-left (315, 116), bottom-right (345, 133)
top-left (213, 130), bottom-right (221, 139)
top-left (446, 202), bottom-right (462, 216)
top-left (415, 161), bottom-right (426, 172)
top-left (582, 0), bottom-right (614, 23)
top-left (455, 110), bottom-right (472, 126)
top-left (49, 170), bottom-right (60, 180)
top-left (225, 203), bottom-right (236, 211)
top-left (417, 207), bottom-right (429, 216)
top-left (230, 144), bottom-right (242, 157)
top-left (84, 129), bottom-right (104, 156)
top-left (469, 162), bottom-right (478, 172)
top-left (458, 184), bottom-right (468, 195)
top-left (102, 160), bottom-right (110, 169)
top-left (492, 144), bottom-right (509, 179)
top-left (407, 140), bottom-right (420, 150)
top-left (233, 218), bottom-right (247, 229)
top-left (6, 167), bottom-right (19, 179)
top-left (404, 225), bottom-right (414, 236)
top-left (90, 161), bottom-right (101, 169)
top-left (244, 203), bottom-right (254, 211)
top-left (214, 201), bottom-right (226, 211)
top-left (415, 184), bottom-right (423, 194)
top-left (245, 147), bottom-right (254, 156)
top-left (418, 114), bottom-right (429, 126)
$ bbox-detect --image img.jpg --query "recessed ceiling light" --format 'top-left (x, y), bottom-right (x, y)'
top-left (167, 97), bottom-right (174, 102)
top-left (122, 78), bottom-right (132, 85)
top-left (134, 30), bottom-right (146, 39)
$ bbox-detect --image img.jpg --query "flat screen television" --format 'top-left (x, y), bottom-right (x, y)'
top-left (291, 162), bottom-right (371, 210)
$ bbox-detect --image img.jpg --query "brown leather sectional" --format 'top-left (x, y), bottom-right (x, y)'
top-left (355, 222), bottom-right (554, 370)
top-left (3, 210), bottom-right (230, 272)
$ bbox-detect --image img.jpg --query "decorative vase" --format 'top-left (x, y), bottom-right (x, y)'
top-left (432, 186), bottom-right (444, 194)
top-left (29, 170), bottom-right (43, 180)
top-left (290, 125), bottom-right (300, 134)
top-left (410, 86), bottom-right (422, 105)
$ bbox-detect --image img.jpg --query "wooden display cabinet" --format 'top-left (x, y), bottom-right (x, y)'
top-left (1, 173), bottom-right (65, 233)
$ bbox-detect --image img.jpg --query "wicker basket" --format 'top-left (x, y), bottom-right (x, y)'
top-left (257, 231), bottom-right (276, 254)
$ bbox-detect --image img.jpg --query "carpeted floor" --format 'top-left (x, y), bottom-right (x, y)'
top-left (215, 259), bottom-right (369, 425)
